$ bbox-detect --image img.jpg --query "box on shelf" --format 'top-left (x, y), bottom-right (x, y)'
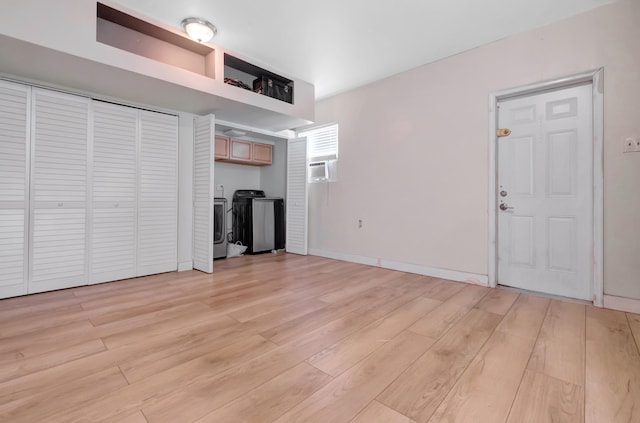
top-left (253, 76), bottom-right (293, 104)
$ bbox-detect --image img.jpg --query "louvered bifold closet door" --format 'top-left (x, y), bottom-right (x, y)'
top-left (0, 81), bottom-right (30, 298)
top-left (286, 137), bottom-right (309, 255)
top-left (29, 89), bottom-right (90, 293)
top-left (90, 101), bottom-right (138, 284)
top-left (138, 110), bottom-right (178, 276)
top-left (193, 114), bottom-right (214, 273)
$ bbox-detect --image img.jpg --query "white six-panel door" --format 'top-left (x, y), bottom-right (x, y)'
top-left (0, 80), bottom-right (30, 298)
top-left (29, 88), bottom-right (91, 294)
top-left (497, 84), bottom-right (593, 300)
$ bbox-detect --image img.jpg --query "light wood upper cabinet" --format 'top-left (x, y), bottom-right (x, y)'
top-left (214, 136), bottom-right (272, 166)
top-left (214, 135), bottom-right (230, 160)
top-left (252, 143), bottom-right (273, 165)
top-left (230, 139), bottom-right (252, 162)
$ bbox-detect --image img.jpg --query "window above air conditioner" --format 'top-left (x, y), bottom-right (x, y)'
top-left (300, 123), bottom-right (339, 184)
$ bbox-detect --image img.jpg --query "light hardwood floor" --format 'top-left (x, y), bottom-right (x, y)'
top-left (1, 253), bottom-right (639, 423)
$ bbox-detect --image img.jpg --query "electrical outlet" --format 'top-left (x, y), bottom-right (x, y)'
top-left (635, 138), bottom-right (640, 152)
top-left (624, 137), bottom-right (636, 153)
top-left (358, 219), bottom-right (363, 229)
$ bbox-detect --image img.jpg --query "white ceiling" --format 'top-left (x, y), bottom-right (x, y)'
top-left (116, 0), bottom-right (612, 99)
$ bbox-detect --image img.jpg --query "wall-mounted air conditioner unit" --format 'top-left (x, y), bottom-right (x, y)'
top-left (308, 159), bottom-right (337, 183)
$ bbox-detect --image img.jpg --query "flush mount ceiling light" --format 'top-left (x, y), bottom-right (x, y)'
top-left (181, 17), bottom-right (217, 43)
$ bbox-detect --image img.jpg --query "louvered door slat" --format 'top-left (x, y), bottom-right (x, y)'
top-left (138, 110), bottom-right (178, 276)
top-left (0, 81), bottom-right (29, 298)
top-left (286, 137), bottom-right (308, 255)
top-left (32, 91), bottom-right (88, 204)
top-left (29, 89), bottom-right (89, 293)
top-left (30, 208), bottom-right (86, 292)
top-left (91, 101), bottom-right (138, 284)
top-left (92, 207), bottom-right (136, 282)
top-left (193, 114), bottom-right (214, 273)
top-left (0, 82), bottom-right (28, 204)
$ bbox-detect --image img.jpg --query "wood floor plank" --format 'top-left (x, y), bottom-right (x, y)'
top-left (0, 288), bottom-right (76, 309)
top-left (141, 310), bottom-right (379, 422)
top-left (87, 292), bottom-right (211, 326)
top-left (228, 296), bottom-right (327, 323)
top-left (0, 304), bottom-right (90, 338)
top-left (474, 288), bottom-right (519, 315)
top-left (307, 296), bottom-right (441, 376)
top-left (92, 301), bottom-right (214, 338)
top-left (80, 284), bottom-right (188, 315)
top-left (238, 297), bottom-right (332, 334)
top-left (0, 317), bottom-right (262, 403)
top-left (351, 401), bottom-right (416, 423)
top-left (0, 350), bottom-right (118, 403)
top-left (71, 275), bottom-right (174, 299)
top-left (101, 306), bottom-right (226, 349)
top-left (203, 283), bottom-right (295, 316)
top-left (0, 338), bottom-right (106, 383)
top-left (0, 366), bottom-right (129, 423)
top-left (408, 284), bottom-right (489, 339)
top-left (0, 320), bottom-right (96, 359)
top-left (272, 331), bottom-right (436, 423)
top-left (44, 335), bottom-right (277, 423)
top-left (419, 278), bottom-right (466, 302)
top-left (585, 306), bottom-right (640, 423)
top-left (260, 286), bottom-right (406, 345)
top-left (378, 308), bottom-right (502, 423)
top-left (117, 316), bottom-right (246, 383)
top-left (527, 300), bottom-right (585, 386)
top-left (102, 410), bottom-right (149, 423)
top-left (194, 362), bottom-right (332, 423)
top-left (351, 286), bottom-right (436, 321)
top-left (75, 279), bottom-right (176, 308)
top-left (506, 370), bottom-right (583, 423)
top-left (427, 294), bottom-right (549, 423)
top-left (628, 312), bottom-right (640, 353)
top-left (318, 267), bottom-right (405, 303)
top-left (0, 293), bottom-right (82, 321)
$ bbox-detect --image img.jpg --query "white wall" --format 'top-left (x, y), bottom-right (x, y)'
top-left (260, 141), bottom-right (288, 199)
top-left (311, 0), bottom-right (640, 299)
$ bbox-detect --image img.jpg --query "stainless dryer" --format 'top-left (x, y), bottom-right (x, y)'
top-left (213, 197), bottom-right (227, 259)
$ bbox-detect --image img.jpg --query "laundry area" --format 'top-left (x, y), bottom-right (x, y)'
top-left (212, 123), bottom-right (288, 261)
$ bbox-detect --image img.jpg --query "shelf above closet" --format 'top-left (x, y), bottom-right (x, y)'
top-left (0, 0), bottom-right (315, 131)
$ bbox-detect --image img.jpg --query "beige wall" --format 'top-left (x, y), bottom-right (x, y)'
top-left (311, 0), bottom-right (640, 299)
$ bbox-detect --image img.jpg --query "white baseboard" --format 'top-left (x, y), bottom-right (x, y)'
top-left (603, 295), bottom-right (640, 314)
top-left (308, 249), bottom-right (488, 286)
top-left (178, 261), bottom-right (193, 272)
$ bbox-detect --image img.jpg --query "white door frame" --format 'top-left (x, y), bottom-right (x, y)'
top-left (488, 68), bottom-right (604, 306)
